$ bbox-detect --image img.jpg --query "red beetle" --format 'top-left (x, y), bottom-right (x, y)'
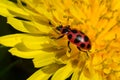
top-left (56, 25), bottom-right (91, 53)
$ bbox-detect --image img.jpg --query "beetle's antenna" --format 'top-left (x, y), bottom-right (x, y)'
top-left (48, 21), bottom-right (60, 34)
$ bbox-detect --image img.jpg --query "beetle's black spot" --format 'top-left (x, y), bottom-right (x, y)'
top-left (84, 36), bottom-right (89, 42)
top-left (68, 34), bottom-right (72, 39)
top-left (87, 44), bottom-right (91, 49)
top-left (74, 39), bottom-right (80, 43)
top-left (80, 43), bottom-right (85, 48)
top-left (71, 30), bottom-right (77, 33)
top-left (62, 29), bottom-right (68, 34)
top-left (77, 35), bottom-right (82, 38)
top-left (74, 35), bottom-right (82, 43)
top-left (74, 38), bottom-right (80, 43)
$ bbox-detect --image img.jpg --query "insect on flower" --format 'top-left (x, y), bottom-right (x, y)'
top-left (56, 25), bottom-right (91, 53)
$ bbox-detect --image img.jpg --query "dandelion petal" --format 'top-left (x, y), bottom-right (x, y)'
top-left (9, 46), bottom-right (53, 59)
top-left (27, 69), bottom-right (52, 80)
top-left (33, 52), bottom-right (55, 68)
top-left (51, 63), bottom-right (73, 80)
top-left (0, 34), bottom-right (28, 47)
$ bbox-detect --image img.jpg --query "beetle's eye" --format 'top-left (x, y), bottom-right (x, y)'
top-left (62, 29), bottom-right (69, 34)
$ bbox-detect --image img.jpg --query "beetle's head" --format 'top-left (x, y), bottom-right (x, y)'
top-left (56, 25), bottom-right (70, 34)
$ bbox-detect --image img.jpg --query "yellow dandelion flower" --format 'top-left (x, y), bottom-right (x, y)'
top-left (0, 0), bottom-right (120, 80)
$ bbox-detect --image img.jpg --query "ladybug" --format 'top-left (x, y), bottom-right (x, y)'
top-left (56, 25), bottom-right (91, 53)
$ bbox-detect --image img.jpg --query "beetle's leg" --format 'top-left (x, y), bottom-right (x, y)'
top-left (51, 35), bottom-right (64, 39)
top-left (85, 52), bottom-right (89, 58)
top-left (77, 47), bottom-right (89, 57)
top-left (57, 35), bottom-right (64, 39)
top-left (77, 47), bottom-right (81, 51)
top-left (68, 41), bottom-right (71, 53)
